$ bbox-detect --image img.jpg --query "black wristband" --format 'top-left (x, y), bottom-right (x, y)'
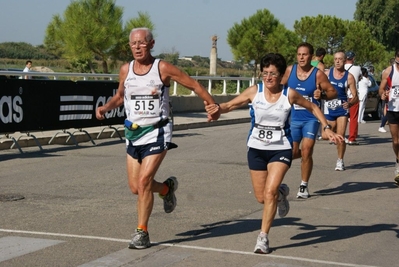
top-left (323, 124), bottom-right (332, 131)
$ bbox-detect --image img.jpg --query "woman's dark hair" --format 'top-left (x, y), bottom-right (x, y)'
top-left (260, 53), bottom-right (287, 75)
top-left (315, 47), bottom-right (326, 57)
top-left (361, 67), bottom-right (368, 77)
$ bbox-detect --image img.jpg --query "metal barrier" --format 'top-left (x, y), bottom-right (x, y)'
top-left (0, 70), bottom-right (256, 95)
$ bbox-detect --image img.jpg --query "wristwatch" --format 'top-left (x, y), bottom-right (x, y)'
top-left (323, 124), bottom-right (332, 131)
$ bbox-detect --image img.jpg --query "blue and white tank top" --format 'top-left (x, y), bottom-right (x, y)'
top-left (287, 64), bottom-right (319, 121)
top-left (247, 83), bottom-right (292, 150)
top-left (124, 59), bottom-right (172, 145)
top-left (323, 69), bottom-right (349, 113)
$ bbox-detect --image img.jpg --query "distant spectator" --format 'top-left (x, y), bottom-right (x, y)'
top-left (368, 65), bottom-right (375, 76)
top-left (311, 47), bottom-right (326, 70)
top-left (23, 60), bottom-right (32, 79)
top-left (344, 51), bottom-right (361, 145)
top-left (358, 67), bottom-right (372, 123)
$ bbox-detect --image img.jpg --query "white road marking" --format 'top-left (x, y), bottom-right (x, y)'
top-left (0, 229), bottom-right (378, 267)
top-left (0, 236), bottom-right (64, 263)
top-left (78, 249), bottom-right (191, 267)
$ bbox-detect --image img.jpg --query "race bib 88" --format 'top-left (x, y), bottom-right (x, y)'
top-left (252, 124), bottom-right (283, 143)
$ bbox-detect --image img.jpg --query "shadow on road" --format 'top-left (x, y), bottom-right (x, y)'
top-left (273, 218), bottom-right (399, 252)
top-left (161, 216), bottom-right (399, 254)
top-left (313, 181), bottom-right (397, 196)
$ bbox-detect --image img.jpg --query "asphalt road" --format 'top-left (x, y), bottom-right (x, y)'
top-left (0, 120), bottom-right (398, 267)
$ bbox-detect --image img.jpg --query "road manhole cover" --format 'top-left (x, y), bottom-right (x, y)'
top-left (0, 194), bottom-right (25, 202)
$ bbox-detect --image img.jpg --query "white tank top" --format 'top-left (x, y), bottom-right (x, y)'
top-left (124, 59), bottom-right (172, 145)
top-left (247, 83), bottom-right (292, 150)
top-left (387, 65), bottom-right (399, 112)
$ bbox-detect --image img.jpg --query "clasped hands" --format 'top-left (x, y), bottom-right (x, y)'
top-left (204, 101), bottom-right (221, 122)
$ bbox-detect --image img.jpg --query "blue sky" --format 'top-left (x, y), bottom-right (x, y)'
top-left (0, 0), bottom-right (357, 61)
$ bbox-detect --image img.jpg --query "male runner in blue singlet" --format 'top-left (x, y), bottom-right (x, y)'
top-left (323, 51), bottom-right (358, 171)
top-left (281, 42), bottom-right (337, 198)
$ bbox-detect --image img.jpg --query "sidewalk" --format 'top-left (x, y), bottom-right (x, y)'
top-left (0, 109), bottom-right (251, 151)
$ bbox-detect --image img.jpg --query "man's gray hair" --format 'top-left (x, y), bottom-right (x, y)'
top-left (129, 27), bottom-right (153, 42)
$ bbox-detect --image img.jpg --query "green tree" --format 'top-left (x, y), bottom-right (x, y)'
top-left (45, 0), bottom-right (123, 73)
top-left (354, 0), bottom-right (399, 51)
top-left (227, 9), bottom-right (299, 77)
top-left (44, 0), bottom-right (154, 74)
top-left (294, 15), bottom-right (386, 69)
top-left (158, 52), bottom-right (179, 65)
top-left (294, 15), bottom-right (346, 54)
top-left (342, 20), bottom-right (386, 65)
top-left (0, 42), bottom-right (57, 60)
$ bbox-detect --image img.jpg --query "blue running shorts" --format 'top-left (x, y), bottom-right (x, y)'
top-left (290, 120), bottom-right (320, 142)
top-left (324, 106), bottom-right (348, 121)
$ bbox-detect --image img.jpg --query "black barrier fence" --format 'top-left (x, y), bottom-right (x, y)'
top-left (0, 79), bottom-right (125, 134)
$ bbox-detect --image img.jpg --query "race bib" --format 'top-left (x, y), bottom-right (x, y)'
top-left (325, 99), bottom-right (342, 110)
top-left (293, 95), bottom-right (312, 110)
top-left (130, 95), bottom-right (160, 117)
top-left (252, 124), bottom-right (282, 143)
top-left (390, 86), bottom-right (399, 99)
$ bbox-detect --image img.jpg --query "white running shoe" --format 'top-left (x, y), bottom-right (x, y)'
top-left (277, 184), bottom-right (290, 218)
top-left (378, 127), bottom-right (387, 133)
top-left (335, 159), bottom-right (345, 171)
top-left (394, 163), bottom-right (399, 176)
top-left (254, 233), bottom-right (270, 254)
top-left (297, 185), bottom-right (310, 198)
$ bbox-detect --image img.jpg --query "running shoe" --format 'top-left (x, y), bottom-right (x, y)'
top-left (159, 176), bottom-right (178, 213)
top-left (277, 184), bottom-right (290, 218)
top-left (254, 233), bottom-right (270, 254)
top-left (378, 127), bottom-right (387, 133)
top-left (297, 184), bottom-right (310, 198)
top-left (394, 166), bottom-right (399, 186)
top-left (335, 159), bottom-right (345, 171)
top-left (348, 141), bottom-right (359, 145)
top-left (128, 229), bottom-right (151, 249)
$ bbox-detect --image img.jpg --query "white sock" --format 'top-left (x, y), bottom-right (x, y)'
top-left (300, 181), bottom-right (308, 187)
top-left (259, 232), bottom-right (267, 238)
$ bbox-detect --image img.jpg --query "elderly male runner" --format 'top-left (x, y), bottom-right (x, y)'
top-left (281, 42), bottom-right (337, 198)
top-left (322, 51), bottom-right (358, 171)
top-left (96, 27), bottom-right (220, 249)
